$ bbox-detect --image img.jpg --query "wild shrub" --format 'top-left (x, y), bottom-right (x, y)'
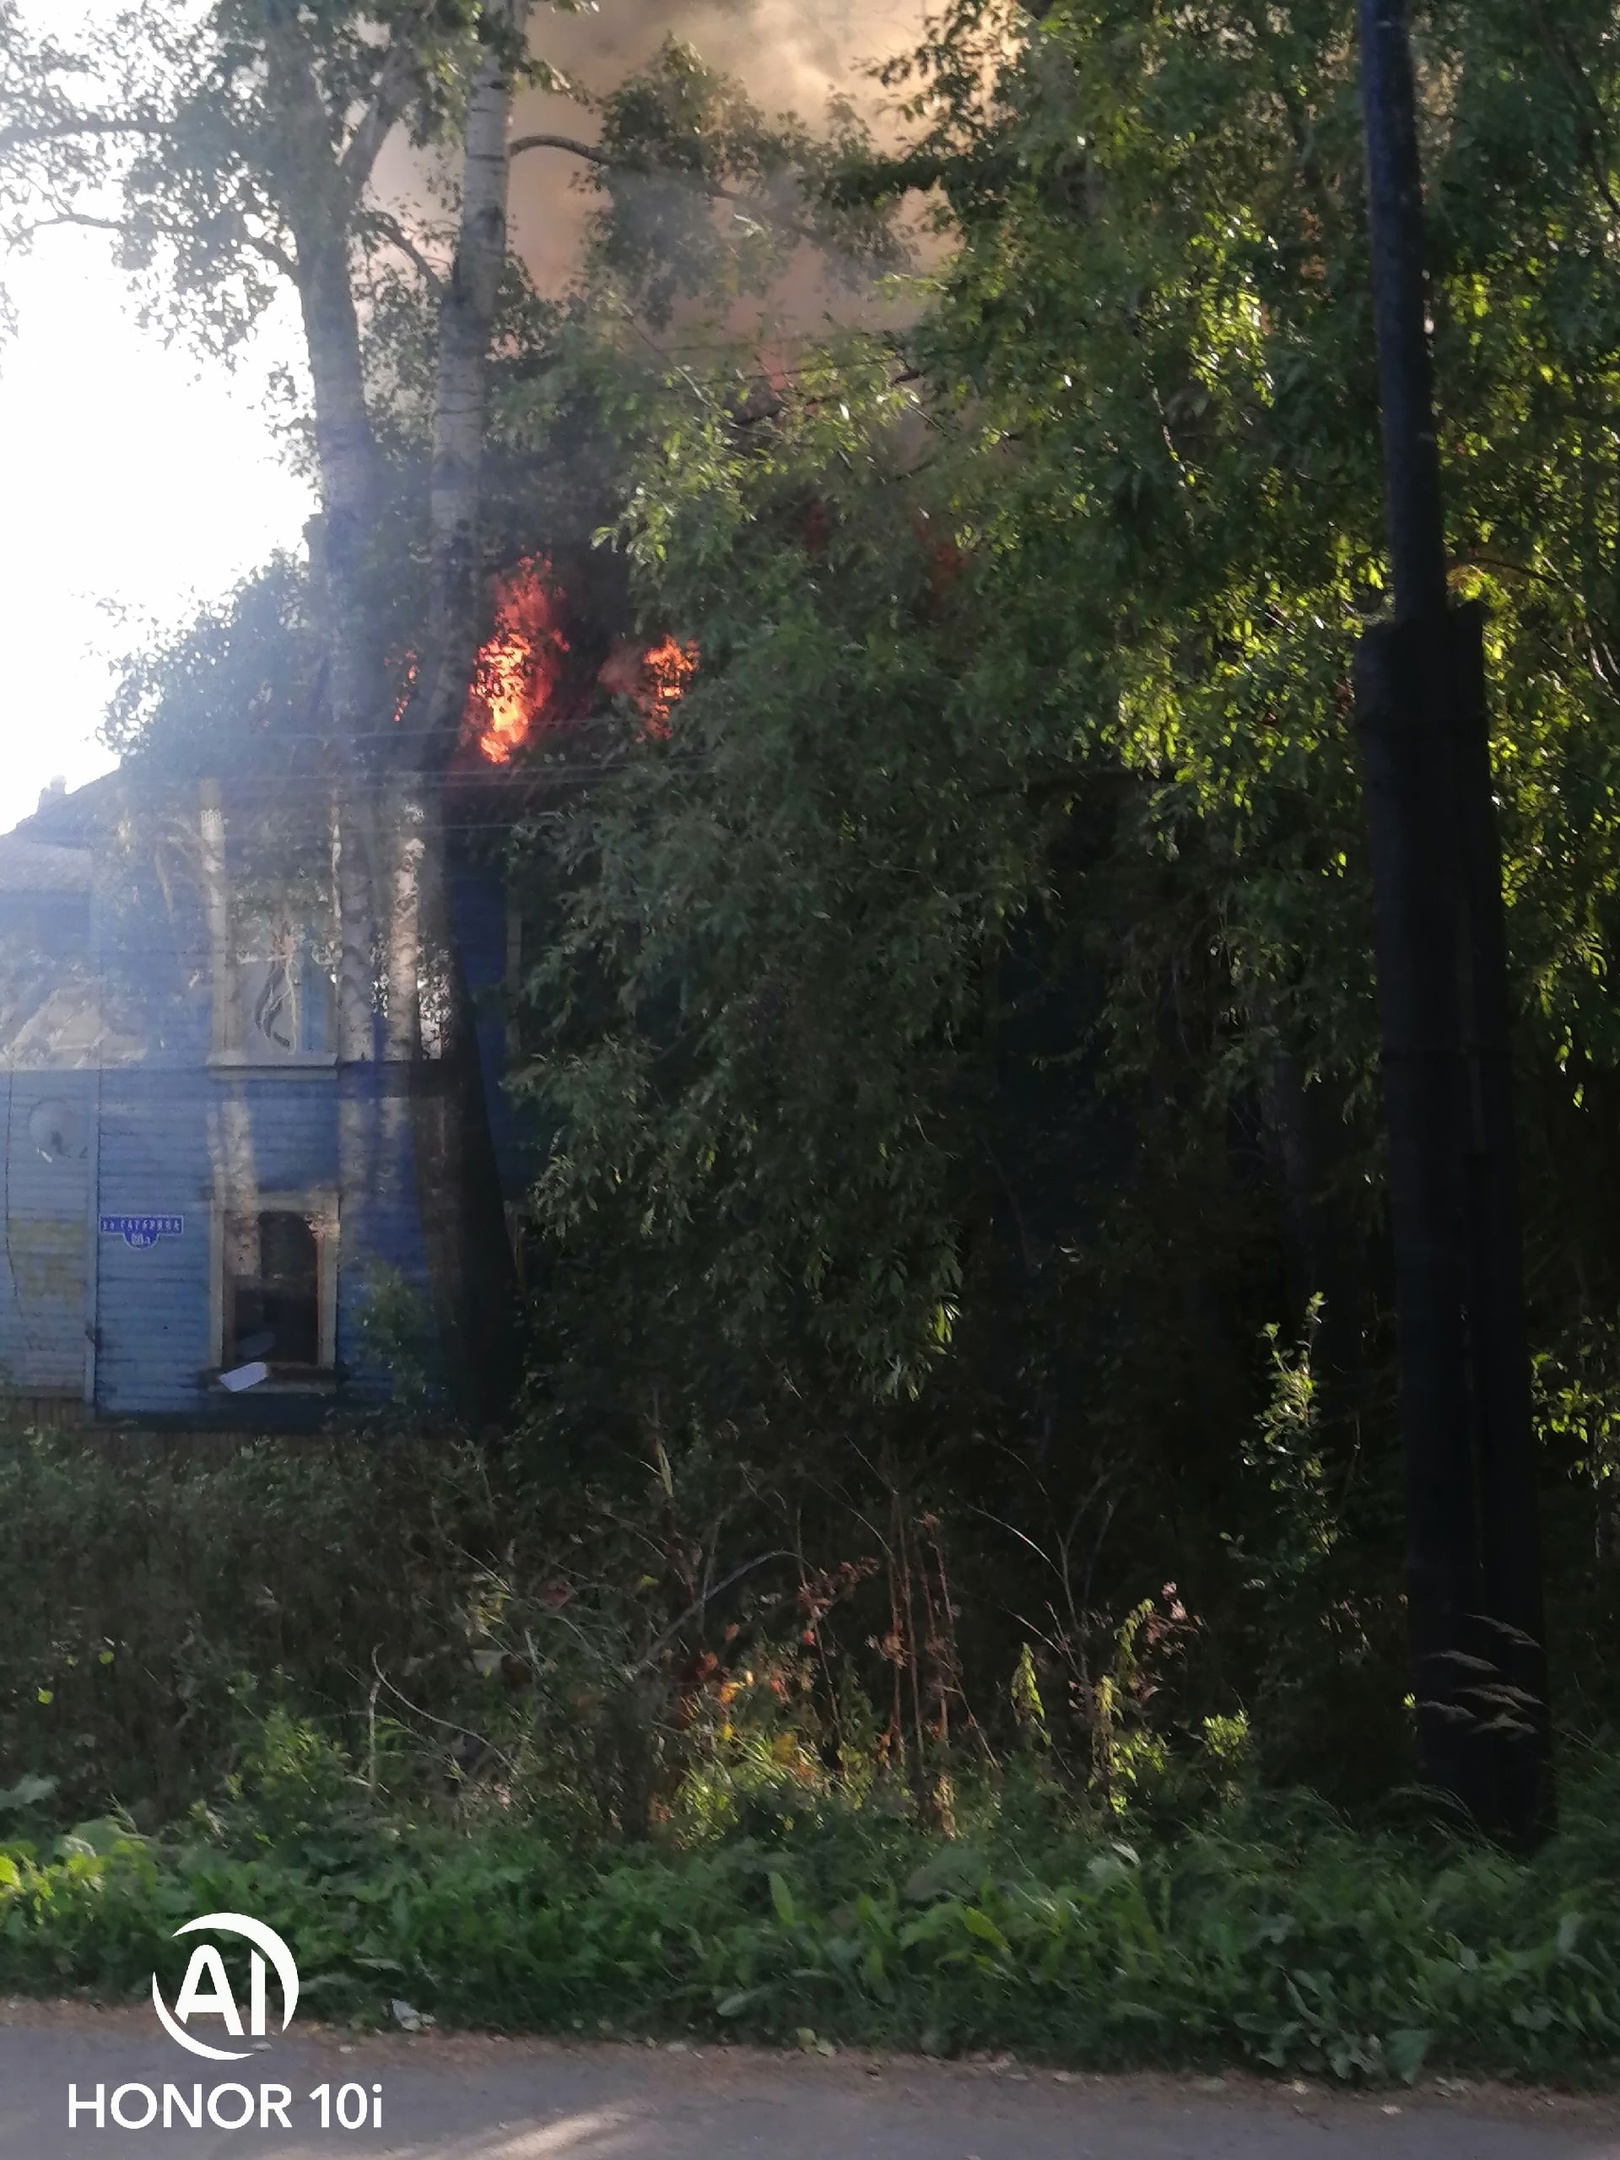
top-left (4, 1740), bottom-right (1620, 2083)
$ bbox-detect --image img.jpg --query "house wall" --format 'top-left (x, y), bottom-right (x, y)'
top-left (0, 847), bottom-right (98, 1398)
top-left (331, 1061), bottom-right (436, 1404)
top-left (92, 1067), bottom-right (369, 1423)
top-left (0, 787), bottom-right (525, 1428)
top-left (451, 863), bottom-right (530, 1196)
top-left (88, 839), bottom-right (212, 1420)
top-left (0, 1069), bottom-right (96, 1395)
top-left (94, 1067), bottom-right (213, 1414)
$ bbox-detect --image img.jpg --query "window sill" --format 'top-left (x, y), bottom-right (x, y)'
top-left (207, 1052), bottom-right (338, 1076)
top-left (205, 1368), bottom-right (338, 1396)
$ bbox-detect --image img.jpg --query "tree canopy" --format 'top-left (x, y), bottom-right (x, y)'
top-left (484, 0), bottom-right (1620, 1786)
top-left (14, 0), bottom-right (1620, 1794)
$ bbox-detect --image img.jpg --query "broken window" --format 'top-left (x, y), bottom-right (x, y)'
top-left (232, 921), bottom-right (339, 1062)
top-left (200, 784), bottom-right (340, 1067)
top-left (223, 1208), bottom-right (327, 1371)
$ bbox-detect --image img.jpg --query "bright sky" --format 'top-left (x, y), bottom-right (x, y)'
top-left (0, 227), bottom-right (314, 838)
top-left (0, 0), bottom-right (920, 841)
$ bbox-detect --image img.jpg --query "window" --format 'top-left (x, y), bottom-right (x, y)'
top-left (200, 785), bottom-right (339, 1068)
top-left (218, 1199), bottom-right (337, 1377)
top-left (231, 924), bottom-right (338, 1063)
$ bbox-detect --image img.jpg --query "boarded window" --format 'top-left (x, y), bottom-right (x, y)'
top-left (224, 1209), bottom-right (323, 1369)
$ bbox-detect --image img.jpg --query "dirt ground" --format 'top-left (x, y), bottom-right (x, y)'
top-left (3, 1997), bottom-right (1617, 2157)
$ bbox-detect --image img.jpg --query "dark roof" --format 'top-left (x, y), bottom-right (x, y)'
top-left (0, 759), bottom-right (540, 884)
top-left (0, 774), bottom-right (121, 893)
top-left (0, 833), bottom-right (92, 894)
top-left (5, 769), bottom-right (123, 850)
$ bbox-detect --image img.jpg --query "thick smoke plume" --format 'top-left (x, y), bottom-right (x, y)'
top-left (536, 0), bottom-right (924, 114)
top-left (509, 0), bottom-right (929, 292)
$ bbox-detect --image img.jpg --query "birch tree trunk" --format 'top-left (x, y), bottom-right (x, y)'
top-left (403, 3), bottom-right (532, 1417)
top-left (401, 0), bottom-right (532, 771)
top-left (269, 8), bottom-right (532, 1415)
top-left (264, 11), bottom-right (391, 751)
top-left (299, 235), bottom-right (387, 749)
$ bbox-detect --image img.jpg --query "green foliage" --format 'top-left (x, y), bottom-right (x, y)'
top-left (0, 1422), bottom-right (497, 1826)
top-left (8, 1744), bottom-right (1620, 2083)
top-left (1224, 1309), bottom-right (1410, 1794)
top-left (98, 0), bottom-right (537, 356)
top-left (22, 0), bottom-right (1620, 1983)
top-left (586, 37), bottom-right (903, 328)
top-left (0, 1412), bottom-right (1268, 1847)
top-left (0, 1419), bottom-right (984, 1841)
top-left (0, 1417), bottom-right (1617, 2085)
top-left (352, 1264), bottom-right (440, 1418)
top-left (101, 554), bottom-right (324, 773)
top-left (1243, 1305), bottom-right (1337, 1591)
top-left (491, 0), bottom-right (1620, 1791)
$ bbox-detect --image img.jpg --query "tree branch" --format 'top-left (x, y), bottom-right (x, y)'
top-left (227, 174), bottom-right (300, 280)
top-left (242, 227), bottom-right (300, 282)
top-left (509, 131), bottom-right (829, 250)
top-left (0, 114), bottom-right (161, 155)
top-left (338, 32), bottom-right (421, 203)
top-left (22, 205), bottom-right (298, 284)
top-left (508, 130), bottom-right (611, 167)
top-left (19, 208), bottom-right (155, 240)
top-left (359, 207), bottom-right (444, 296)
top-left (1528, 0), bottom-right (1620, 230)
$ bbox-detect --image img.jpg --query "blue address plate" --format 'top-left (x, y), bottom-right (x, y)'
top-left (99, 1214), bottom-right (184, 1250)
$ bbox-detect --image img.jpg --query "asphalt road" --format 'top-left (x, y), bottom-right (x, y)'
top-left (1, 2005), bottom-right (1616, 2158)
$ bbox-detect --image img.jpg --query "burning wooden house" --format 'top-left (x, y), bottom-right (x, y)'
top-left (0, 766), bottom-right (524, 1427)
top-left (0, 553), bottom-right (696, 1427)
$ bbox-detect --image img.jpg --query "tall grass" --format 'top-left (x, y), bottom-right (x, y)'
top-left (2, 1418), bottom-right (1618, 2085)
top-left (3, 1725), bottom-right (1620, 2083)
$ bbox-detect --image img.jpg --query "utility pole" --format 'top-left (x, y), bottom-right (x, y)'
top-left (1352, 0), bottom-right (1551, 1841)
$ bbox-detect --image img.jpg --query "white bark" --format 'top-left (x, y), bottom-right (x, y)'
top-left (299, 237), bottom-right (386, 749)
top-left (199, 779), bottom-right (232, 1058)
top-left (263, 9), bottom-right (396, 754)
top-left (400, 0), bottom-right (533, 770)
top-left (334, 791), bottom-right (378, 1066)
top-left (385, 783), bottom-right (426, 1064)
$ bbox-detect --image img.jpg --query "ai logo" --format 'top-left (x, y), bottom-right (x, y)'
top-left (151, 1913), bottom-right (300, 2062)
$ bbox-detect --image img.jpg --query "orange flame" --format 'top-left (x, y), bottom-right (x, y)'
top-left (638, 636), bottom-right (700, 738)
top-left (390, 649), bottom-right (419, 727)
top-left (464, 557), bottom-right (571, 764)
top-left (595, 634), bottom-right (700, 739)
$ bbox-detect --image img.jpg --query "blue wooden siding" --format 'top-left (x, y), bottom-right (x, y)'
top-left (89, 839), bottom-right (217, 1419)
top-left (93, 1067), bottom-right (214, 1415)
top-left (331, 1065), bottom-right (436, 1403)
top-left (96, 864), bottom-right (211, 1069)
top-left (0, 1070), bottom-right (95, 1394)
top-left (451, 863), bottom-right (529, 1195)
top-left (1, 787), bottom-right (529, 1426)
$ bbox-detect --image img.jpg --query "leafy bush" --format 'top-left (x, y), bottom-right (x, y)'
top-left (5, 1743), bottom-right (1620, 2084)
top-left (0, 1423), bottom-right (512, 1825)
top-left (0, 1417), bottom-right (1226, 1841)
top-left (2, 1419), bottom-right (1620, 2084)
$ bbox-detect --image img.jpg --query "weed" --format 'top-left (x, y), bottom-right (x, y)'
top-left (3, 1743), bottom-right (1620, 2082)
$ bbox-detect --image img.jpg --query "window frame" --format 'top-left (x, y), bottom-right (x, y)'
top-left (209, 1187), bottom-right (339, 1388)
top-left (200, 781), bottom-right (340, 1074)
